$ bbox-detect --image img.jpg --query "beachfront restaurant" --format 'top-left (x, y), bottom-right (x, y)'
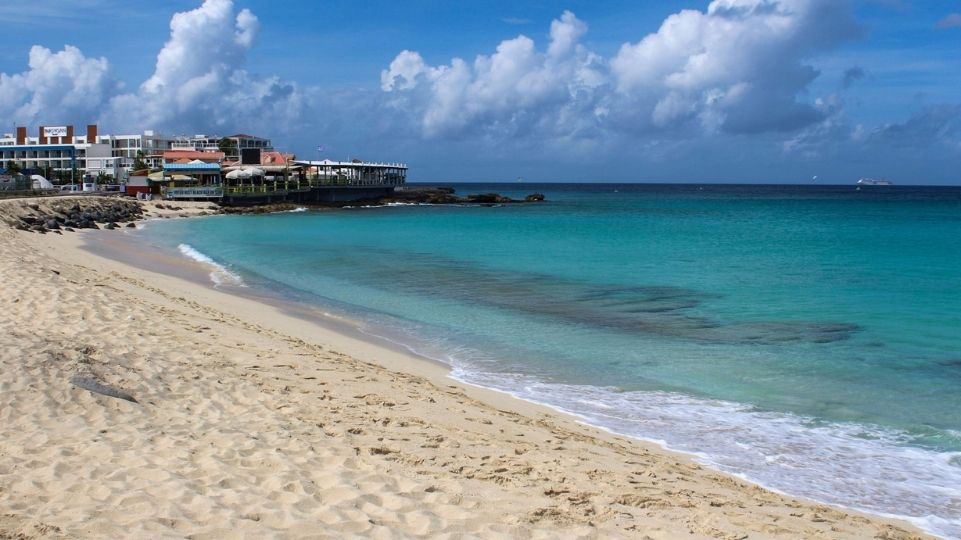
top-left (221, 163), bottom-right (306, 193)
top-left (293, 160), bottom-right (407, 187)
top-left (161, 161), bottom-right (223, 199)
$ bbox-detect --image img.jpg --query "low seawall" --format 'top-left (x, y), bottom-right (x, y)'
top-left (221, 186), bottom-right (395, 206)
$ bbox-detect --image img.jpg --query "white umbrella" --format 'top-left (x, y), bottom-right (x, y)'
top-left (226, 167), bottom-right (265, 180)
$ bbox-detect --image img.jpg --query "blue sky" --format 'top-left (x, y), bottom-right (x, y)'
top-left (1, 0), bottom-right (959, 184)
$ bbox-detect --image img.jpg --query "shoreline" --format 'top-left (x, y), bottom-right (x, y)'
top-left (0, 196), bottom-right (932, 539)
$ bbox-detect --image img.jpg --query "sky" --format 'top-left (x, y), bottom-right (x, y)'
top-left (0, 0), bottom-right (959, 184)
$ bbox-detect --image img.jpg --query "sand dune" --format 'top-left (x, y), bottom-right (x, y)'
top-left (0, 197), bottom-right (929, 539)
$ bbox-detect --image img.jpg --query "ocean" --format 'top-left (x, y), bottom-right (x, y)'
top-left (138, 183), bottom-right (961, 537)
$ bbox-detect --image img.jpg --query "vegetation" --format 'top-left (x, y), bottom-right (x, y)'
top-left (133, 150), bottom-right (148, 172)
top-left (218, 137), bottom-right (238, 157)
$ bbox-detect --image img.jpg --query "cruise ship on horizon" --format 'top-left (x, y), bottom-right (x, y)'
top-left (857, 177), bottom-right (892, 186)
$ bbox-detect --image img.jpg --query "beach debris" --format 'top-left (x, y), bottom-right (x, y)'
top-left (69, 375), bottom-right (138, 403)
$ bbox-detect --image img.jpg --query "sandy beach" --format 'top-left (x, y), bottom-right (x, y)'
top-left (0, 196), bottom-right (930, 539)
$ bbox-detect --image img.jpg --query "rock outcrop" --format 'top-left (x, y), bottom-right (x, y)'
top-left (0, 197), bottom-right (144, 234)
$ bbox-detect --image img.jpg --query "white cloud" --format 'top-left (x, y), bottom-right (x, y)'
top-left (383, 0), bottom-right (860, 139)
top-left (611, 0), bottom-right (859, 134)
top-left (381, 10), bottom-right (606, 139)
top-left (101, 0), bottom-right (308, 134)
top-left (0, 45), bottom-right (113, 127)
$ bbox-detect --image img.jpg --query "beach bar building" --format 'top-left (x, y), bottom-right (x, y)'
top-left (294, 159), bottom-right (407, 188)
top-left (162, 162), bottom-right (223, 199)
top-left (157, 150), bottom-right (225, 199)
top-left (161, 157), bottom-right (407, 204)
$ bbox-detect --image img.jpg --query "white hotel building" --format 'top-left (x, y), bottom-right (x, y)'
top-left (0, 125), bottom-right (120, 181)
top-left (1, 124), bottom-right (275, 182)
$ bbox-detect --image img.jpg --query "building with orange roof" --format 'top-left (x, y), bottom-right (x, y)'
top-left (162, 150), bottom-right (225, 164)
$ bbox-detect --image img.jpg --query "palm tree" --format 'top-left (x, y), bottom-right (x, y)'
top-left (133, 150), bottom-right (148, 172)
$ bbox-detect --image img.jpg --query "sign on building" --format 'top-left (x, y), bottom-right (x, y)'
top-left (44, 126), bottom-right (68, 137)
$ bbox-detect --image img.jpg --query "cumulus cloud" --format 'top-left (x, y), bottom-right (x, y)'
top-left (0, 45), bottom-right (114, 127)
top-left (383, 0), bottom-right (860, 140)
top-left (101, 0), bottom-right (309, 134)
top-left (381, 10), bottom-right (606, 139)
top-left (603, 0), bottom-right (858, 134)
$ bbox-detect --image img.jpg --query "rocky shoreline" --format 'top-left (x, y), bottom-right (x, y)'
top-left (0, 198), bottom-right (145, 234)
top-left (0, 187), bottom-right (543, 233)
top-left (385, 186), bottom-right (545, 205)
top-left (220, 186), bottom-right (545, 214)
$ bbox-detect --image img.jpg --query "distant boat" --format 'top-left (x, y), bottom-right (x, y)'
top-left (515, 176), bottom-right (524, 183)
top-left (857, 177), bottom-right (892, 186)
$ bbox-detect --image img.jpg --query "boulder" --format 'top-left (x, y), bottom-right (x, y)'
top-left (466, 193), bottom-right (512, 204)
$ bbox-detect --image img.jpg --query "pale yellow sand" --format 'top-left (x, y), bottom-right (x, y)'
top-left (0, 197), bottom-right (929, 539)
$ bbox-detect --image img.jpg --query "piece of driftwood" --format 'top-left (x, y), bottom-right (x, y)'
top-left (70, 375), bottom-right (138, 403)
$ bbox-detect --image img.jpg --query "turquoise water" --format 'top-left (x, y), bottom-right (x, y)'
top-left (140, 184), bottom-right (961, 537)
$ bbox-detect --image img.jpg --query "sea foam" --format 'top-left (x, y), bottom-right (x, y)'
top-left (178, 244), bottom-right (246, 287)
top-left (451, 366), bottom-right (961, 539)
top-left (341, 311), bottom-right (961, 538)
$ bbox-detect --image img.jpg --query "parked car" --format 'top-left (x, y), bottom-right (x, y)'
top-left (60, 184), bottom-right (79, 192)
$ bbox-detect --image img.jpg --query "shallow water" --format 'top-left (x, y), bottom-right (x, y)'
top-left (140, 183), bottom-right (961, 537)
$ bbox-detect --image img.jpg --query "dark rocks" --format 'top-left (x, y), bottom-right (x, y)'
top-left (8, 198), bottom-right (143, 234)
top-left (104, 223), bottom-right (118, 230)
top-left (358, 187), bottom-right (545, 207)
top-left (379, 187), bottom-right (460, 205)
top-left (125, 222), bottom-right (137, 228)
top-left (221, 203), bottom-right (305, 215)
top-left (465, 193), bottom-right (512, 204)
